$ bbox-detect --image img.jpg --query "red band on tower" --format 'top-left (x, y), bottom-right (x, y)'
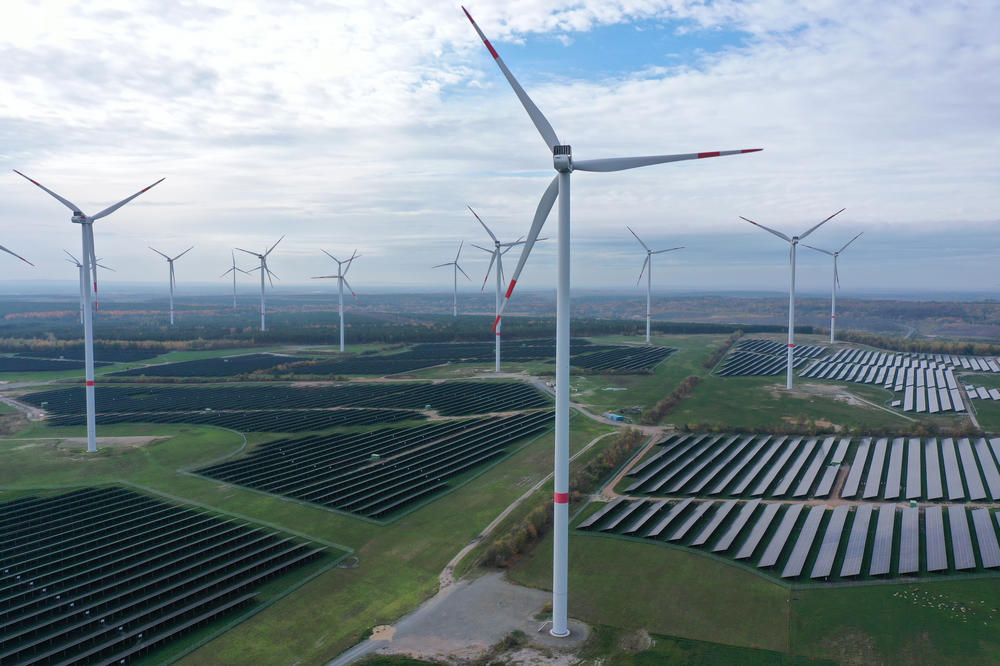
top-left (554, 492), bottom-right (569, 504)
top-left (86, 380), bottom-right (95, 387)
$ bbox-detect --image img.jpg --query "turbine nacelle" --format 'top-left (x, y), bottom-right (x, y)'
top-left (71, 212), bottom-right (88, 224)
top-left (553, 145), bottom-right (573, 172)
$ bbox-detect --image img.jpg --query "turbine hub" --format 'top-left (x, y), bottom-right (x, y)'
top-left (553, 144), bottom-right (572, 172)
top-left (71, 213), bottom-right (88, 224)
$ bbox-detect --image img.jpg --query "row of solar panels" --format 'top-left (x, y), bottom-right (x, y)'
top-left (624, 433), bottom-right (850, 499)
top-left (968, 386), bottom-right (1000, 401)
top-left (715, 351), bottom-right (812, 377)
top-left (801, 360), bottom-right (966, 413)
top-left (825, 348), bottom-right (1000, 373)
top-left (842, 437), bottom-right (1000, 502)
top-left (579, 498), bottom-right (1000, 581)
top-left (735, 339), bottom-right (828, 359)
top-left (0, 487), bottom-right (323, 665)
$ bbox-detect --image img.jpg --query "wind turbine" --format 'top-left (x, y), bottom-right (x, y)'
top-left (236, 237), bottom-right (283, 332)
top-left (432, 241), bottom-right (470, 317)
top-left (463, 7), bottom-right (760, 638)
top-left (14, 169), bottom-right (164, 453)
top-left (65, 250), bottom-right (113, 324)
top-left (220, 250), bottom-right (252, 308)
top-left (468, 206), bottom-right (526, 372)
top-left (312, 250), bottom-right (359, 352)
top-left (741, 209), bottom-right (844, 389)
top-left (627, 226), bottom-right (683, 344)
top-left (805, 231), bottom-right (863, 343)
top-left (149, 246), bottom-right (193, 325)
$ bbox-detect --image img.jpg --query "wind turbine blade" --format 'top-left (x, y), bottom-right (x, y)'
top-left (311, 275), bottom-right (337, 279)
top-left (321, 249), bottom-right (340, 263)
top-left (741, 216), bottom-right (791, 243)
top-left (455, 240), bottom-right (464, 263)
top-left (172, 246), bottom-right (194, 261)
top-left (63, 249), bottom-right (81, 264)
top-left (235, 247), bottom-right (260, 257)
top-left (462, 7), bottom-right (560, 151)
top-left (95, 263), bottom-right (115, 271)
top-left (471, 243), bottom-right (494, 253)
top-left (573, 149), bottom-right (762, 173)
top-left (456, 264), bottom-right (472, 281)
top-left (0, 244), bottom-right (33, 266)
top-left (265, 267), bottom-right (277, 287)
top-left (651, 246), bottom-right (684, 254)
top-left (492, 174), bottom-right (558, 332)
top-left (13, 170), bottom-right (84, 214)
top-left (237, 267), bottom-right (252, 275)
top-left (467, 205), bottom-right (498, 243)
top-left (343, 277), bottom-right (357, 299)
top-left (90, 178), bottom-right (165, 220)
top-left (835, 262), bottom-right (840, 289)
top-left (838, 231), bottom-right (863, 254)
top-left (220, 267), bottom-right (235, 278)
top-left (343, 250), bottom-right (359, 275)
top-left (626, 226), bottom-right (650, 252)
top-left (432, 262), bottom-right (451, 269)
top-left (803, 244), bottom-right (834, 256)
top-left (169, 263), bottom-right (175, 289)
top-left (799, 208), bottom-right (845, 240)
top-left (482, 251), bottom-right (497, 292)
top-left (149, 246), bottom-right (171, 260)
top-left (265, 235), bottom-right (284, 256)
top-left (636, 255), bottom-right (649, 285)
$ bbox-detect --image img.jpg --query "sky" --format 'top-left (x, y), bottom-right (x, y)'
top-left (1, 0), bottom-right (998, 298)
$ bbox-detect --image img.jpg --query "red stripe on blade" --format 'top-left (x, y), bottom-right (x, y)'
top-left (504, 279), bottom-right (516, 298)
top-left (697, 151), bottom-right (721, 158)
top-left (554, 492), bottom-right (569, 504)
top-left (491, 314), bottom-right (502, 333)
top-left (484, 39), bottom-right (498, 59)
top-left (741, 148), bottom-right (763, 153)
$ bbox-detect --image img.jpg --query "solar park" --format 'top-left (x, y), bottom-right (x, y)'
top-left (714, 338), bottom-right (827, 377)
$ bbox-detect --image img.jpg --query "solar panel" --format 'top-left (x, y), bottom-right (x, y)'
top-left (732, 436), bottom-right (786, 495)
top-left (883, 438), bottom-right (905, 499)
top-left (773, 438), bottom-right (818, 497)
top-left (810, 505), bottom-right (848, 579)
top-left (925, 438), bottom-right (943, 500)
top-left (782, 505), bottom-right (826, 578)
top-left (923, 506), bottom-right (946, 572)
top-left (863, 438), bottom-right (889, 499)
top-left (643, 435), bottom-right (721, 493)
top-left (690, 500), bottom-right (738, 547)
top-left (955, 438), bottom-right (987, 500)
top-left (948, 505), bottom-right (976, 570)
top-left (710, 435), bottom-right (771, 495)
top-left (577, 497), bottom-right (626, 529)
top-left (794, 437), bottom-right (835, 497)
top-left (713, 499), bottom-right (760, 552)
top-left (734, 502), bottom-right (780, 559)
top-left (905, 438), bottom-right (922, 499)
top-left (601, 499), bottom-right (647, 532)
top-left (622, 499), bottom-right (668, 534)
top-left (869, 505), bottom-right (895, 576)
top-left (667, 435), bottom-right (736, 493)
top-left (690, 435), bottom-right (748, 493)
top-left (840, 504), bottom-right (873, 577)
top-left (903, 385), bottom-right (915, 411)
top-left (758, 504), bottom-right (804, 568)
top-left (643, 497), bottom-right (693, 538)
top-left (938, 387), bottom-right (953, 411)
top-left (841, 438), bottom-right (870, 499)
top-left (668, 501), bottom-right (714, 542)
top-left (897, 506), bottom-right (920, 574)
top-left (752, 436), bottom-right (803, 497)
top-left (974, 438), bottom-right (1000, 500)
top-left (625, 434), bottom-right (704, 491)
top-left (941, 438), bottom-right (965, 500)
top-left (974, 509), bottom-right (1000, 568)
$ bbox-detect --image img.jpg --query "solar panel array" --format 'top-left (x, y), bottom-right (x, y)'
top-left (0, 487), bottom-right (324, 665)
top-left (579, 498), bottom-right (1000, 582)
top-left (968, 386), bottom-right (1000, 401)
top-left (801, 348), bottom-right (1000, 413)
top-left (624, 433), bottom-right (850, 499)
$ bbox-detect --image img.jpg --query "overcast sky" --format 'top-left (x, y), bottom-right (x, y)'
top-left (1, 0), bottom-right (997, 298)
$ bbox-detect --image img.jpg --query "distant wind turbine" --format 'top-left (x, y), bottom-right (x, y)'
top-left (220, 250), bottom-right (252, 309)
top-left (742, 209), bottom-right (844, 389)
top-left (236, 236), bottom-right (283, 332)
top-left (432, 241), bottom-right (470, 317)
top-left (149, 246), bottom-right (193, 325)
top-left (805, 232), bottom-right (863, 343)
top-left (14, 169), bottom-right (164, 453)
top-left (65, 250), bottom-right (113, 324)
top-left (468, 206), bottom-right (526, 371)
top-left (463, 6), bottom-right (761, 638)
top-left (627, 226), bottom-right (683, 344)
top-left (312, 250), bottom-right (359, 352)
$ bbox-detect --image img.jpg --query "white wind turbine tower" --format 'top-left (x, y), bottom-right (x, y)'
top-left (65, 250), bottom-right (113, 324)
top-left (14, 169), bottom-right (164, 453)
top-left (627, 226), bottom-right (683, 344)
top-left (220, 250), bottom-right (252, 308)
top-left (463, 7), bottom-right (761, 638)
top-left (149, 246), bottom-right (193, 325)
top-left (312, 250), bottom-right (359, 352)
top-left (432, 241), bottom-right (471, 317)
top-left (741, 209), bottom-right (844, 389)
top-left (805, 231), bottom-right (863, 343)
top-left (468, 206), bottom-right (526, 372)
top-left (236, 236), bottom-right (283, 332)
